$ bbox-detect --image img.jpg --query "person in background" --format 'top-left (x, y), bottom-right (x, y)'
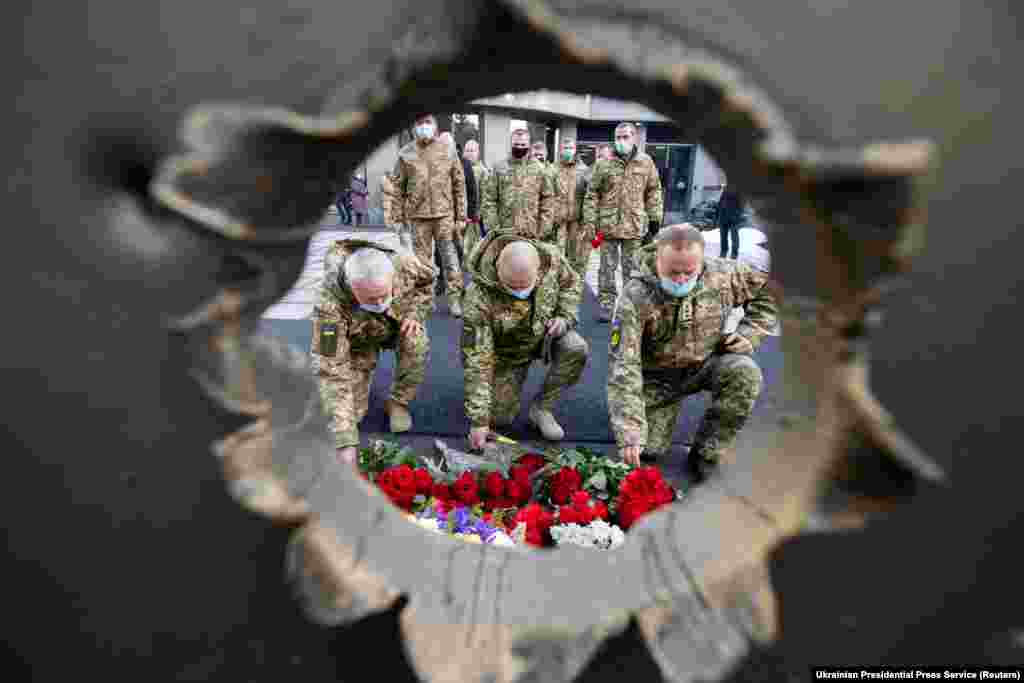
top-left (581, 122), bottom-right (664, 322)
top-left (479, 126), bottom-right (557, 246)
top-left (597, 143), bottom-right (614, 162)
top-left (349, 172), bottom-right (369, 226)
top-left (715, 184), bottom-right (745, 260)
top-left (433, 132), bottom-right (478, 297)
top-left (463, 139), bottom-right (490, 259)
top-left (335, 173), bottom-right (352, 225)
top-left (531, 140), bottom-right (550, 166)
top-left (551, 137), bottom-right (592, 274)
top-left (391, 114), bottom-right (468, 317)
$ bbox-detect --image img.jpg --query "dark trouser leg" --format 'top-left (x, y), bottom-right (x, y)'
top-left (536, 331), bottom-right (589, 409)
top-left (720, 223), bottom-right (730, 258)
top-left (729, 224), bottom-right (740, 259)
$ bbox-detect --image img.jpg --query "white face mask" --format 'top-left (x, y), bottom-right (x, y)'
top-left (359, 296), bottom-right (393, 313)
top-left (414, 123), bottom-right (435, 140)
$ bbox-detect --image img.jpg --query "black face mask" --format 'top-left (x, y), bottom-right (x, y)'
top-left (511, 146), bottom-right (530, 159)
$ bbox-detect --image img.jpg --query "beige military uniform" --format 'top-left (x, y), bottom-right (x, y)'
top-left (607, 245), bottom-right (777, 463)
top-left (461, 230), bottom-right (588, 430)
top-left (311, 240), bottom-right (437, 448)
top-left (553, 159), bottom-right (592, 274)
top-left (393, 137), bottom-right (467, 305)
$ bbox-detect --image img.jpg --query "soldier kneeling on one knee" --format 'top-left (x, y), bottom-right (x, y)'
top-left (461, 230), bottom-right (589, 450)
top-left (606, 224), bottom-right (778, 483)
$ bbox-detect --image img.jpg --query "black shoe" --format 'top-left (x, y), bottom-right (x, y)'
top-left (640, 451), bottom-right (661, 465)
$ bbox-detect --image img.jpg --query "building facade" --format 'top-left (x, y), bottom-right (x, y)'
top-left (357, 91), bottom-right (727, 226)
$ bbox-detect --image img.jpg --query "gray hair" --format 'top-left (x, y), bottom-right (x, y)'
top-left (614, 122), bottom-right (637, 135)
top-left (344, 247), bottom-right (395, 285)
top-left (655, 223), bottom-right (705, 250)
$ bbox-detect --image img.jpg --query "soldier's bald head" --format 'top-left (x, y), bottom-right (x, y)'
top-left (497, 241), bottom-right (540, 290)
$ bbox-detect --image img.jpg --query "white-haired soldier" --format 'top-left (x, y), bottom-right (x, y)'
top-left (311, 240), bottom-right (436, 464)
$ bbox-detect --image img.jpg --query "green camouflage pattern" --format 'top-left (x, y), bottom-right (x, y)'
top-left (310, 240), bottom-right (437, 447)
top-left (606, 245), bottom-right (777, 459)
top-left (480, 156), bottom-right (557, 244)
top-left (554, 160), bottom-right (592, 269)
top-left (393, 137), bottom-right (467, 223)
top-left (581, 150), bottom-right (664, 239)
top-left (380, 172), bottom-right (402, 226)
top-left (461, 230), bottom-right (586, 428)
top-left (597, 237), bottom-right (644, 309)
top-left (408, 215), bottom-right (462, 297)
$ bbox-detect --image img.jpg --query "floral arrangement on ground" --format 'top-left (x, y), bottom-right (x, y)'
top-left (356, 439), bottom-right (688, 549)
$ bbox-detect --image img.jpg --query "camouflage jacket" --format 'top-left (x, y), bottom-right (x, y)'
top-left (461, 230), bottom-right (583, 427)
top-left (553, 160), bottom-right (591, 225)
top-left (582, 149), bottom-right (664, 239)
top-left (393, 137), bottom-right (468, 223)
top-left (607, 245), bottom-right (777, 447)
top-left (379, 173), bottom-right (401, 225)
top-left (480, 156), bottom-right (556, 240)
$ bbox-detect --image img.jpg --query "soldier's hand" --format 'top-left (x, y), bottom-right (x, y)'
top-left (469, 427), bottom-right (489, 451)
top-left (545, 317), bottom-right (568, 338)
top-left (400, 317), bottom-right (423, 336)
top-left (337, 446), bottom-right (357, 466)
top-left (720, 333), bottom-right (754, 355)
top-left (621, 445), bottom-right (643, 467)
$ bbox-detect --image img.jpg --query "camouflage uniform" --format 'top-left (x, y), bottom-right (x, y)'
top-left (461, 230), bottom-right (588, 429)
top-left (463, 160), bottom-right (490, 264)
top-left (380, 173), bottom-right (412, 250)
top-left (311, 240), bottom-right (437, 448)
top-left (393, 137), bottom-right (467, 307)
top-left (582, 150), bottom-right (664, 311)
top-left (607, 245), bottom-right (777, 464)
top-left (480, 156), bottom-right (557, 247)
top-left (553, 159), bottom-right (592, 275)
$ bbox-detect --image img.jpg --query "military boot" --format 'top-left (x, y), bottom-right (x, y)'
top-left (529, 403), bottom-right (564, 441)
top-left (386, 399), bottom-right (412, 433)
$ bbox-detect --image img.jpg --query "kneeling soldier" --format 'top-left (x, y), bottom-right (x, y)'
top-left (462, 231), bottom-right (589, 450)
top-left (311, 240), bottom-right (436, 464)
top-left (607, 224), bottom-right (778, 482)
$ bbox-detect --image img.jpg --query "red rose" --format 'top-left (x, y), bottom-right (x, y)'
top-left (414, 468), bottom-right (433, 495)
top-left (571, 490), bottom-right (590, 507)
top-left (559, 507), bottom-right (578, 525)
top-left (517, 453), bottom-right (546, 473)
top-left (619, 499), bottom-right (651, 529)
top-left (484, 472), bottom-right (505, 499)
top-left (396, 492), bottom-right (415, 510)
top-left (511, 464), bottom-right (532, 487)
top-left (453, 472), bottom-right (479, 504)
top-left (641, 466), bottom-right (662, 485)
top-left (504, 480), bottom-right (522, 503)
top-left (539, 509), bottom-right (556, 532)
top-left (431, 483), bottom-right (453, 501)
top-left (593, 501), bottom-right (609, 520)
top-left (654, 482), bottom-right (674, 506)
top-left (525, 528), bottom-right (544, 547)
top-left (377, 469), bottom-right (393, 488)
top-left (393, 465), bottom-right (416, 493)
top-left (555, 467), bottom-right (582, 490)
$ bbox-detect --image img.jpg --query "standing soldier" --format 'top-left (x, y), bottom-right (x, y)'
top-left (551, 137), bottom-right (592, 275)
top-left (462, 139), bottom-right (490, 260)
top-left (461, 232), bottom-right (589, 447)
top-left (311, 240), bottom-right (436, 464)
top-left (480, 127), bottom-right (557, 247)
top-left (606, 225), bottom-right (777, 483)
top-left (582, 122), bottom-right (665, 321)
top-left (531, 140), bottom-right (550, 165)
top-left (392, 113), bottom-right (468, 317)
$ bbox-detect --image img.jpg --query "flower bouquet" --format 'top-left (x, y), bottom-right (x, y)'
top-left (356, 440), bottom-right (685, 549)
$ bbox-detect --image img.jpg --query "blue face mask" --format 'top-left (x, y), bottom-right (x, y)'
top-left (660, 278), bottom-right (697, 298)
top-left (414, 123), bottom-right (435, 140)
top-left (359, 296), bottom-right (392, 314)
top-left (508, 286), bottom-right (534, 300)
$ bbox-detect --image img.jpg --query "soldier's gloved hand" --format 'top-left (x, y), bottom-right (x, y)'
top-left (337, 446), bottom-right (357, 466)
top-left (720, 332), bottom-right (754, 355)
top-left (545, 317), bottom-right (568, 338)
top-left (621, 445), bottom-right (643, 467)
top-left (469, 427), bottom-right (489, 452)
top-left (400, 317), bottom-right (423, 336)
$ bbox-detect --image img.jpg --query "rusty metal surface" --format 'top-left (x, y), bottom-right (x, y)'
top-left (2, 0), bottom-right (1021, 680)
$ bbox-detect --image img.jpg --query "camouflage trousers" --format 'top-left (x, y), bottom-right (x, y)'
top-left (463, 219), bottom-right (483, 266)
top-left (490, 331), bottom-right (589, 425)
top-left (562, 220), bottom-right (594, 275)
top-left (409, 215), bottom-right (462, 303)
top-left (540, 223), bottom-right (567, 253)
top-left (641, 353), bottom-right (763, 461)
top-left (316, 327), bottom-right (430, 448)
top-left (598, 237), bottom-right (643, 310)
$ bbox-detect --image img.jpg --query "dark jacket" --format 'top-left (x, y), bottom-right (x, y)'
top-left (715, 189), bottom-right (745, 229)
top-left (462, 157), bottom-right (479, 221)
